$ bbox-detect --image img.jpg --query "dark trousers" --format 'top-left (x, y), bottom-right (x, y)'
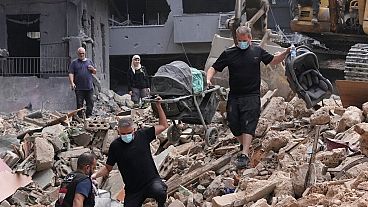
top-left (75, 89), bottom-right (94, 117)
top-left (124, 178), bottom-right (167, 207)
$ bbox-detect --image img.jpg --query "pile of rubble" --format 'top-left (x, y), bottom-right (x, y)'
top-left (1, 85), bottom-right (368, 207)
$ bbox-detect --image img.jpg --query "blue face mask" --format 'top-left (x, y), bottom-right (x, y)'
top-left (238, 41), bottom-right (249, 50)
top-left (120, 133), bottom-right (134, 143)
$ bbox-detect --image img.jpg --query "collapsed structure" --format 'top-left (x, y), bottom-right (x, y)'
top-left (0, 80), bottom-right (368, 206)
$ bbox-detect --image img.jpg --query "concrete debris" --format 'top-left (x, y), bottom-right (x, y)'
top-left (1, 88), bottom-right (368, 206)
top-left (310, 107), bottom-right (330, 125)
top-left (34, 137), bottom-right (54, 171)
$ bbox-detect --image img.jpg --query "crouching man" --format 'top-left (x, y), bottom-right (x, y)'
top-left (92, 97), bottom-right (169, 207)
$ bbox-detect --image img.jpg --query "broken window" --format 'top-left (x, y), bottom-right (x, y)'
top-left (6, 14), bottom-right (40, 58)
top-left (183, 0), bottom-right (236, 14)
top-left (109, 0), bottom-right (170, 26)
top-left (5, 14), bottom-right (40, 76)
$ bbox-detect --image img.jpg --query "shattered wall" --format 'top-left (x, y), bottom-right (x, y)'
top-left (0, 77), bottom-right (75, 113)
top-left (0, 0), bottom-right (110, 112)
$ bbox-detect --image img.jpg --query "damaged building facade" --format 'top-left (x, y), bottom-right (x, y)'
top-left (108, 0), bottom-right (291, 94)
top-left (0, 0), bottom-right (109, 112)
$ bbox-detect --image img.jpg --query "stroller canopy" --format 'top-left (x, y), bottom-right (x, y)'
top-left (285, 45), bottom-right (333, 108)
top-left (151, 61), bottom-right (193, 96)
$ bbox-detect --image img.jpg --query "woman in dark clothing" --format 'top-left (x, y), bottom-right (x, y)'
top-left (127, 55), bottom-right (150, 107)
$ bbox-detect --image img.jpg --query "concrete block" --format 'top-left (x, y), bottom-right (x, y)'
top-left (310, 107), bottom-right (330, 125)
top-left (204, 175), bottom-right (224, 201)
top-left (243, 179), bottom-right (278, 202)
top-left (34, 137), bottom-right (54, 171)
top-left (32, 169), bottom-right (55, 189)
top-left (342, 106), bottom-right (364, 128)
top-left (73, 132), bottom-right (92, 146)
top-left (58, 147), bottom-right (90, 160)
top-left (262, 130), bottom-right (292, 153)
top-left (211, 191), bottom-right (245, 207)
top-left (249, 198), bottom-right (270, 207)
top-left (316, 148), bottom-right (346, 168)
top-left (261, 97), bottom-right (287, 123)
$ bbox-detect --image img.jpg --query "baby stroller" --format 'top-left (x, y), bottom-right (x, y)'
top-left (285, 45), bottom-right (333, 108)
top-left (144, 61), bottom-right (220, 147)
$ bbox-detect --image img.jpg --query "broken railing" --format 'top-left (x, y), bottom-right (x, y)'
top-left (0, 57), bottom-right (70, 77)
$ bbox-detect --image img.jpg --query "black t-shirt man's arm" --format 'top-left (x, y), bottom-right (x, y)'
top-left (269, 47), bottom-right (291, 65)
top-left (154, 98), bottom-right (169, 135)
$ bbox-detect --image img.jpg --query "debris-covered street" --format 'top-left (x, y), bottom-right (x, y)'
top-left (1, 81), bottom-right (368, 206)
top-left (2, 0), bottom-right (368, 206)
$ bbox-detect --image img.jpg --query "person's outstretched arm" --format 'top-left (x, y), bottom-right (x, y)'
top-left (154, 97), bottom-right (169, 135)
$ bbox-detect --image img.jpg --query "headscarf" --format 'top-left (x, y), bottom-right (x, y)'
top-left (130, 55), bottom-right (142, 74)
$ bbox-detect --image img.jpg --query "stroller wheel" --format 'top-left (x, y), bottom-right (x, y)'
top-left (205, 127), bottom-right (219, 147)
top-left (167, 125), bottom-right (181, 144)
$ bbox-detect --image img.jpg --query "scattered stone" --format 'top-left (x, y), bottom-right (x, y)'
top-left (310, 107), bottom-right (330, 125)
top-left (34, 137), bottom-right (54, 171)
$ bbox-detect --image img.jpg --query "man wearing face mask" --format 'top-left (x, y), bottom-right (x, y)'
top-left (206, 26), bottom-right (290, 169)
top-left (92, 97), bottom-right (169, 207)
top-left (56, 152), bottom-right (97, 207)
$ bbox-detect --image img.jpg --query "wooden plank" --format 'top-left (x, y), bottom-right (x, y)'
top-left (335, 80), bottom-right (368, 108)
top-left (166, 151), bottom-right (236, 195)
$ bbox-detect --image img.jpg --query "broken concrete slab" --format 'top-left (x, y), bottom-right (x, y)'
top-left (34, 137), bottom-right (54, 171)
top-left (262, 130), bottom-right (292, 153)
top-left (154, 145), bottom-right (176, 172)
top-left (310, 107), bottom-right (330, 125)
top-left (58, 147), bottom-right (90, 160)
top-left (32, 168), bottom-right (55, 189)
top-left (261, 97), bottom-right (287, 123)
top-left (316, 148), bottom-right (347, 168)
top-left (211, 191), bottom-right (245, 207)
top-left (72, 132), bottom-right (92, 147)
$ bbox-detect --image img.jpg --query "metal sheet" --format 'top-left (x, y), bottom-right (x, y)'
top-left (336, 80), bottom-right (368, 108)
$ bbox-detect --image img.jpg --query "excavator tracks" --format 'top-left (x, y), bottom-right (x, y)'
top-left (345, 44), bottom-right (368, 81)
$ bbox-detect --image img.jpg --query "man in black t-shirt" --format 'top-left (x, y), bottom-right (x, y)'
top-left (68, 47), bottom-right (97, 118)
top-left (91, 98), bottom-right (168, 207)
top-left (206, 26), bottom-right (290, 169)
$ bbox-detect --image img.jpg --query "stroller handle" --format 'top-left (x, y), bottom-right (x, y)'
top-left (142, 95), bottom-right (192, 104)
top-left (142, 85), bottom-right (220, 103)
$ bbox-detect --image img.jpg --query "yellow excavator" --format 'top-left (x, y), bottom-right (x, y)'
top-left (291, 0), bottom-right (368, 107)
top-left (291, 0), bottom-right (368, 81)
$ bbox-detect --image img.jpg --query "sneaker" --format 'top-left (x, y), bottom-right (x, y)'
top-left (293, 16), bottom-right (299, 21)
top-left (235, 154), bottom-right (249, 169)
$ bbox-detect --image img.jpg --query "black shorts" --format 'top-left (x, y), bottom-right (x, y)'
top-left (226, 95), bottom-right (261, 137)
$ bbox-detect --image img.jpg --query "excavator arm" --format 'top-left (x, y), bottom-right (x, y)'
top-left (226, 0), bottom-right (270, 44)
